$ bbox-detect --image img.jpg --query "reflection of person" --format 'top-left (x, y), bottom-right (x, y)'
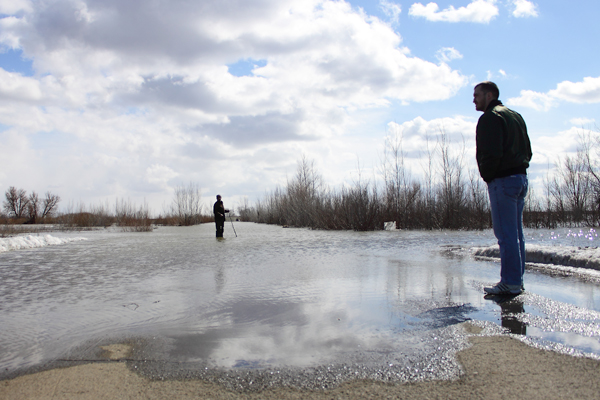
top-left (500, 299), bottom-right (526, 335)
top-left (474, 81), bottom-right (532, 295)
top-left (213, 194), bottom-right (229, 238)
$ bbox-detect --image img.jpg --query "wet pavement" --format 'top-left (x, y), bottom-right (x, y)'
top-left (1, 223), bottom-right (599, 390)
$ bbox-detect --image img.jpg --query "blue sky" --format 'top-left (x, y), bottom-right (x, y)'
top-left (0, 0), bottom-right (599, 214)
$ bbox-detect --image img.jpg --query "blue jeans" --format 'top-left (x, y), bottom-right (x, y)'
top-left (487, 175), bottom-right (528, 286)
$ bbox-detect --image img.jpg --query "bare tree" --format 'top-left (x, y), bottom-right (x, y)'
top-left (341, 164), bottom-right (381, 231)
top-left (115, 198), bottom-right (152, 232)
top-left (436, 130), bottom-right (467, 229)
top-left (41, 192), bottom-right (61, 218)
top-left (238, 196), bottom-right (256, 222)
top-left (27, 191), bottom-right (40, 223)
top-left (579, 127), bottom-right (600, 223)
top-left (563, 154), bottom-right (588, 223)
top-left (548, 150), bottom-right (589, 225)
top-left (3, 187), bottom-right (30, 218)
top-left (171, 182), bottom-right (203, 226)
top-left (380, 127), bottom-right (420, 229)
top-left (467, 168), bottom-right (490, 229)
top-left (419, 133), bottom-right (437, 228)
top-left (285, 155), bottom-right (324, 227)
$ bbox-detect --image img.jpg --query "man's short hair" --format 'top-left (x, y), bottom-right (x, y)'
top-left (475, 81), bottom-right (499, 100)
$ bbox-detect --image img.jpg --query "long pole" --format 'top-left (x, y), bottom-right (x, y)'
top-left (228, 213), bottom-right (237, 237)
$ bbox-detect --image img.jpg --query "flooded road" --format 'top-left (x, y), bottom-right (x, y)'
top-left (1, 223), bottom-right (599, 389)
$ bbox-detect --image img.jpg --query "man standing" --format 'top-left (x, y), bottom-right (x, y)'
top-left (474, 81), bottom-right (532, 295)
top-left (213, 194), bottom-right (229, 238)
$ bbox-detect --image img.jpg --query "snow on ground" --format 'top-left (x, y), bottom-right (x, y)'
top-left (0, 235), bottom-right (87, 254)
top-left (473, 244), bottom-right (600, 271)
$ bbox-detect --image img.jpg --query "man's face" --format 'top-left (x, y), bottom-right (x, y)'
top-left (473, 86), bottom-right (491, 112)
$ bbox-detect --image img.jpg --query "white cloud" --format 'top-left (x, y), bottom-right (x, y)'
top-left (508, 76), bottom-right (600, 111)
top-left (0, 15), bottom-right (28, 50)
top-left (383, 116), bottom-right (479, 181)
top-left (146, 164), bottom-right (179, 184)
top-left (408, 0), bottom-right (499, 23)
top-left (549, 76), bottom-right (600, 104)
top-left (379, 0), bottom-right (402, 24)
top-left (386, 116), bottom-right (475, 154)
top-left (533, 127), bottom-right (587, 164)
top-left (511, 0), bottom-right (538, 18)
top-left (0, 69), bottom-right (42, 101)
top-left (0, 0), bottom-right (469, 210)
top-left (569, 117), bottom-right (595, 126)
top-left (0, 0), bottom-right (32, 15)
top-left (485, 69), bottom-right (511, 81)
top-left (436, 47), bottom-right (463, 63)
top-left (506, 90), bottom-right (557, 112)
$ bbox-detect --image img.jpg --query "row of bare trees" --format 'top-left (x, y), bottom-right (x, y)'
top-left (240, 126), bottom-right (600, 231)
top-left (239, 142), bottom-right (488, 231)
top-left (53, 199), bottom-right (153, 231)
top-left (168, 182), bottom-right (205, 226)
top-left (2, 182), bottom-right (209, 231)
top-left (378, 128), bottom-right (490, 230)
top-left (528, 129), bottom-right (600, 227)
top-left (2, 187), bottom-right (61, 224)
top-left (238, 156), bottom-right (383, 230)
top-left (54, 183), bottom-right (209, 229)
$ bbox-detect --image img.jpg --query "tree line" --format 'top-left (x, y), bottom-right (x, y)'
top-left (238, 127), bottom-right (600, 231)
top-left (1, 182), bottom-right (210, 231)
top-left (4, 127), bottom-right (598, 232)
top-left (2, 187), bottom-right (61, 224)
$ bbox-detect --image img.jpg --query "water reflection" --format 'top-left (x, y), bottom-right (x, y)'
top-left (483, 294), bottom-right (527, 335)
top-left (0, 223), bottom-right (599, 379)
top-left (500, 298), bottom-right (527, 335)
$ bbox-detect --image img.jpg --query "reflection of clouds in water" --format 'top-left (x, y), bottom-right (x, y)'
top-left (527, 326), bottom-right (600, 354)
top-left (169, 256), bottom-right (484, 369)
top-left (169, 285), bottom-right (388, 367)
top-left (166, 299), bottom-right (354, 367)
top-left (173, 295), bottom-right (432, 369)
top-left (168, 266), bottom-right (444, 369)
top-left (210, 319), bottom-right (364, 368)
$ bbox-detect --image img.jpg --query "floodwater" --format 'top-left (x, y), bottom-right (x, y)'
top-left (1, 223), bottom-right (599, 389)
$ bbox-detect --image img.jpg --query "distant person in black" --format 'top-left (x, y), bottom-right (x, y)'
top-left (213, 194), bottom-right (229, 238)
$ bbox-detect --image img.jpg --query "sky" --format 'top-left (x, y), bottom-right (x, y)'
top-left (1, 0), bottom-right (599, 215)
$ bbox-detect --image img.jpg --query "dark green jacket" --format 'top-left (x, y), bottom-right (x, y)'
top-left (476, 100), bottom-right (532, 183)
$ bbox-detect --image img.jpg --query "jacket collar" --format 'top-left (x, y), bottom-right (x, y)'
top-left (485, 99), bottom-right (503, 112)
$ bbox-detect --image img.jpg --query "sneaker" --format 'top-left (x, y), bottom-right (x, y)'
top-left (484, 282), bottom-right (522, 295)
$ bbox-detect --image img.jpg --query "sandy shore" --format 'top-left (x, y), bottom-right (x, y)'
top-left (2, 324), bottom-right (599, 399)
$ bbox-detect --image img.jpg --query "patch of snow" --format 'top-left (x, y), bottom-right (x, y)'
top-left (472, 244), bottom-right (600, 271)
top-left (0, 234), bottom-right (87, 253)
top-left (384, 221), bottom-right (397, 230)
